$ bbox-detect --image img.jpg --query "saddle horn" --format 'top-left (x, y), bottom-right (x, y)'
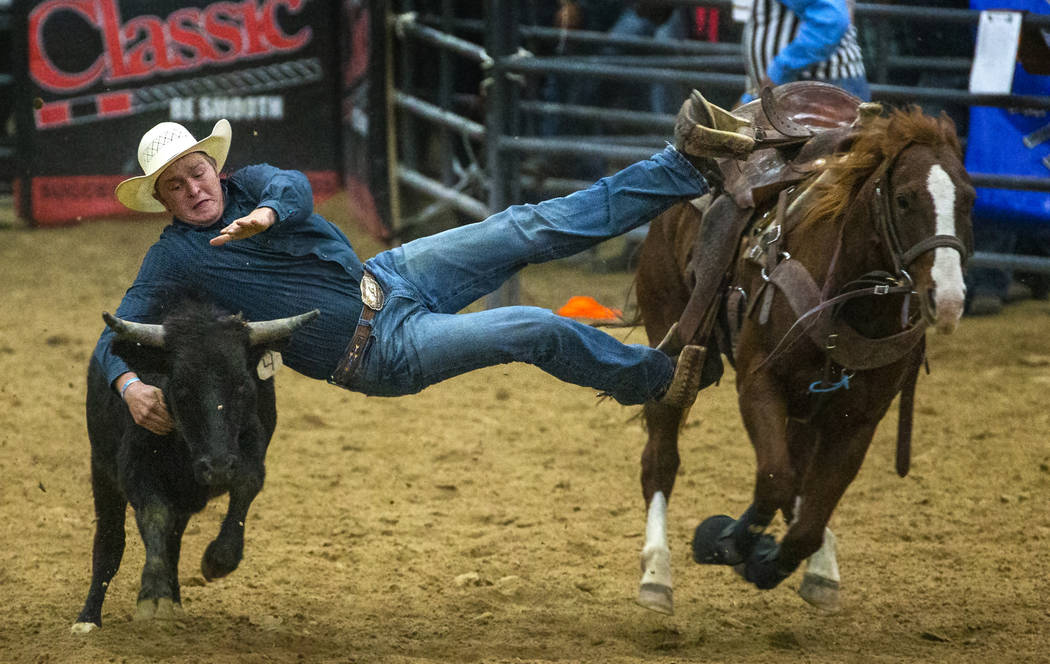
top-left (854, 102), bottom-right (883, 127)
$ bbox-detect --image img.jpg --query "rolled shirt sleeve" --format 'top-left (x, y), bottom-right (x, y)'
top-left (228, 163), bottom-right (314, 227)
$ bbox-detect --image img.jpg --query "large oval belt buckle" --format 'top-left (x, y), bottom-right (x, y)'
top-left (361, 271), bottom-right (385, 310)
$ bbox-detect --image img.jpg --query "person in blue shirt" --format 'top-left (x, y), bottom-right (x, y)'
top-left (741, 0), bottom-right (869, 103)
top-left (96, 93), bottom-right (752, 435)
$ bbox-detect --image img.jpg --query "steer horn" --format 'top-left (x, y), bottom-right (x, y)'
top-left (103, 312), bottom-right (166, 347)
top-left (246, 309), bottom-right (320, 346)
top-left (103, 309), bottom-right (320, 348)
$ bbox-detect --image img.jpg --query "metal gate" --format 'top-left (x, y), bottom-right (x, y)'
top-left (384, 0), bottom-right (1050, 294)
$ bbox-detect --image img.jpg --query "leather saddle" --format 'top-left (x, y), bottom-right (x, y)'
top-left (718, 81), bottom-right (865, 209)
top-left (671, 82), bottom-right (875, 363)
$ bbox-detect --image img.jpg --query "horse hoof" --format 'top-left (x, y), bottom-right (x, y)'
top-left (70, 621), bottom-right (98, 635)
top-left (798, 572), bottom-right (842, 613)
top-left (637, 583), bottom-right (674, 615)
top-left (691, 515), bottom-right (736, 564)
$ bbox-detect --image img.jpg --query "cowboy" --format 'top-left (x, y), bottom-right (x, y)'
top-left (94, 91), bottom-right (752, 435)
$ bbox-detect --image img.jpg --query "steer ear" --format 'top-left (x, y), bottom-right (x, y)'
top-left (245, 309), bottom-right (320, 346)
top-left (103, 312), bottom-right (166, 348)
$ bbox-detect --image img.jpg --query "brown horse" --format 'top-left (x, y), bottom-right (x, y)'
top-left (634, 105), bottom-right (974, 615)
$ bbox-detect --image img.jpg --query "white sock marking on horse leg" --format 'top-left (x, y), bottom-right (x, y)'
top-left (645, 491), bottom-right (668, 547)
top-left (640, 491), bottom-right (672, 589)
top-left (796, 495), bottom-right (838, 582)
top-left (927, 164), bottom-right (965, 330)
top-left (805, 527), bottom-right (841, 583)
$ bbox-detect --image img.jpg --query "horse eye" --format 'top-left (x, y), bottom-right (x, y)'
top-left (895, 194), bottom-right (909, 210)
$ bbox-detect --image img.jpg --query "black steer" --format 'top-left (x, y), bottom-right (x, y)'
top-left (71, 299), bottom-right (318, 633)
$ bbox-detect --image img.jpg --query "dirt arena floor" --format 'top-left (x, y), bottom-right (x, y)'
top-left (1, 195), bottom-right (1048, 664)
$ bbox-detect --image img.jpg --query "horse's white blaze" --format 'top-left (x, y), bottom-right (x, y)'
top-left (927, 164), bottom-right (965, 333)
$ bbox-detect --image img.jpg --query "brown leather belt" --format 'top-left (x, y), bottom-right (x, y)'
top-left (330, 270), bottom-right (385, 387)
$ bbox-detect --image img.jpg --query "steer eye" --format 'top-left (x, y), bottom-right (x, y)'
top-left (895, 193), bottom-right (910, 210)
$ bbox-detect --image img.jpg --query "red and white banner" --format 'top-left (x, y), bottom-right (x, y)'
top-left (16, 0), bottom-right (388, 234)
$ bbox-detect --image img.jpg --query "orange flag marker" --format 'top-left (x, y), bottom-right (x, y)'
top-left (555, 295), bottom-right (623, 321)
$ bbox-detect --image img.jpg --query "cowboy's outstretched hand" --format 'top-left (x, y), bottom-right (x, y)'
top-left (211, 207), bottom-right (277, 246)
top-left (123, 380), bottom-right (174, 436)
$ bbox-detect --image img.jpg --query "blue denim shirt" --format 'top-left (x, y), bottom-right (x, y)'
top-left (92, 164), bottom-right (365, 386)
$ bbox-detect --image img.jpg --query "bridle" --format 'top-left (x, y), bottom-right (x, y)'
top-left (743, 141), bottom-right (972, 477)
top-left (869, 142), bottom-right (972, 285)
top-left (749, 141), bottom-right (971, 374)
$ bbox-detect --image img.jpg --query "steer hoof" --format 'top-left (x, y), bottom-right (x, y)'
top-left (134, 597), bottom-right (182, 622)
top-left (691, 515), bottom-right (737, 565)
top-left (202, 540), bottom-right (242, 581)
top-left (637, 583), bottom-right (674, 615)
top-left (70, 621), bottom-right (99, 635)
top-left (798, 572), bottom-right (842, 613)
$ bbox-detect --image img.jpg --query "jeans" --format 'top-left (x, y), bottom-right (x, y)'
top-left (349, 146), bottom-right (708, 404)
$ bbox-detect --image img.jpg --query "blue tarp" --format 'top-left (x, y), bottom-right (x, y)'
top-left (966, 0), bottom-right (1050, 225)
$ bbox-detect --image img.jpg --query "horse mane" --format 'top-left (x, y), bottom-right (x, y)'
top-left (800, 107), bottom-right (963, 229)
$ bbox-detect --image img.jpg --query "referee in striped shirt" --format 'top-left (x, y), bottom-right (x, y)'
top-left (741, 0), bottom-right (870, 103)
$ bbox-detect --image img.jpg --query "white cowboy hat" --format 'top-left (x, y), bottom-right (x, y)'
top-left (115, 119), bottom-right (232, 213)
